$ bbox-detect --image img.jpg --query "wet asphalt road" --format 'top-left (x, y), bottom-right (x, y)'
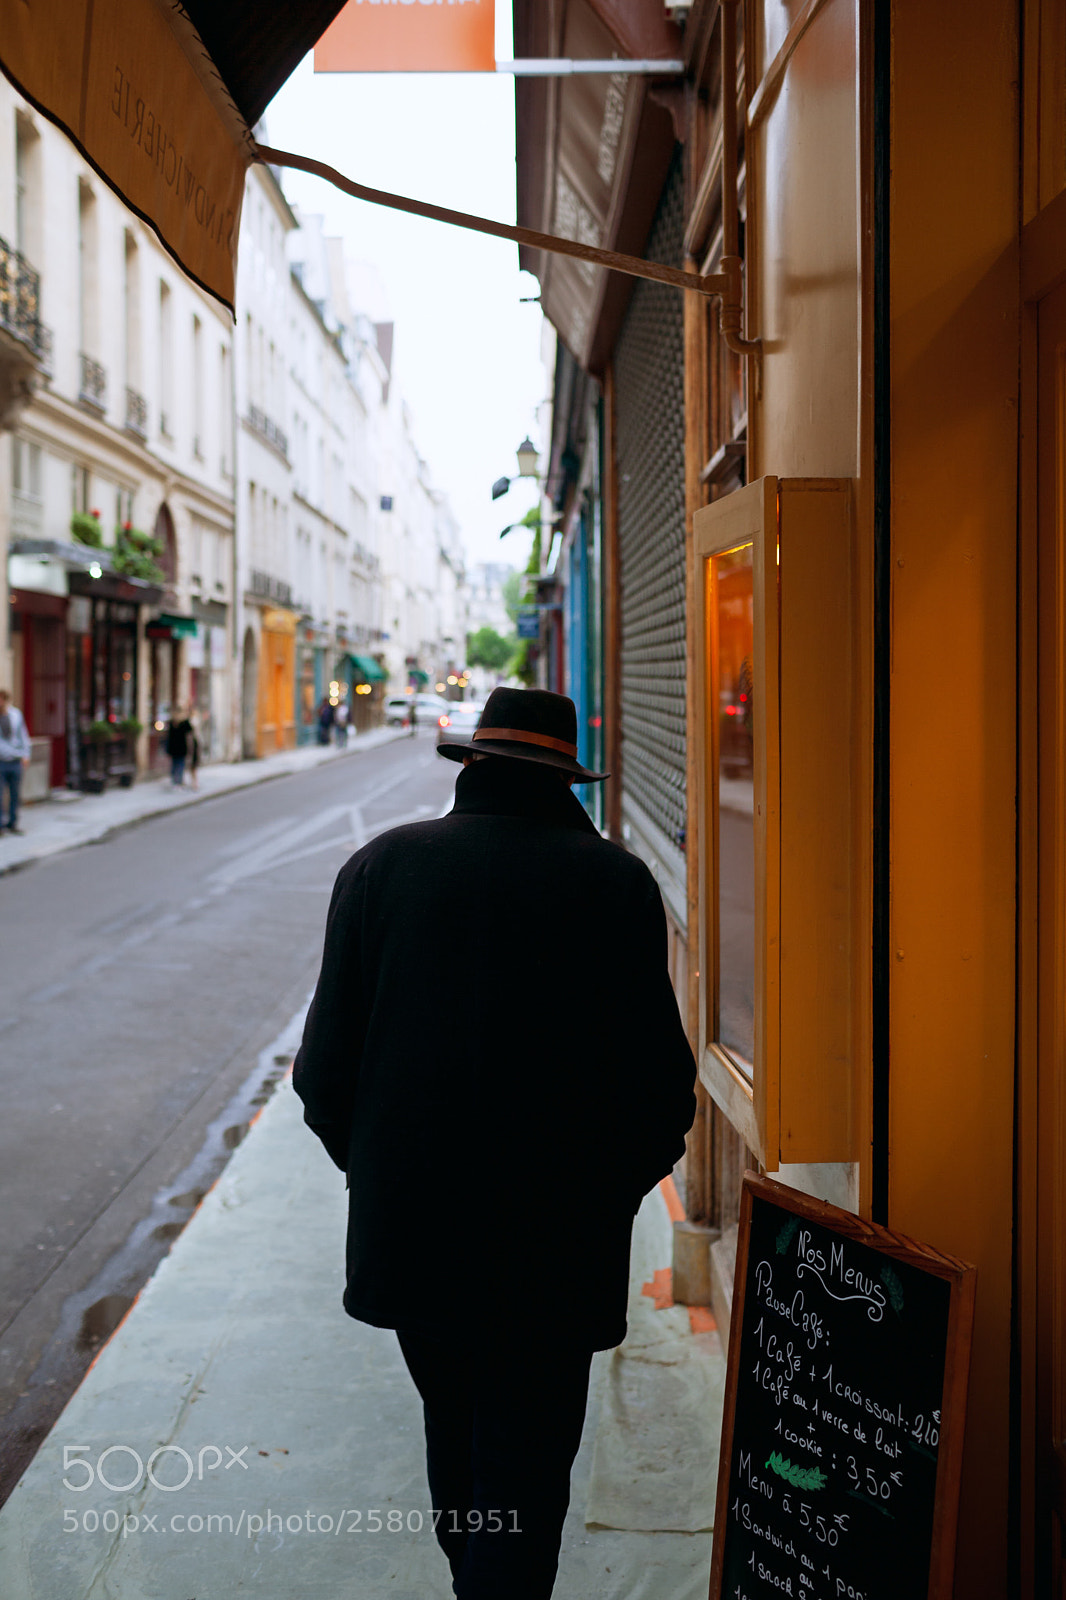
top-left (0, 731), bottom-right (456, 1503)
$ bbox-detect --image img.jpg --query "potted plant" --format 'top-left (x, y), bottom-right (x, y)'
top-left (112, 522), bottom-right (165, 584)
top-left (70, 509), bottom-right (104, 549)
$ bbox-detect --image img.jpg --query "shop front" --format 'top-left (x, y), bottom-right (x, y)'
top-left (337, 650), bottom-right (387, 734)
top-left (256, 606), bottom-right (297, 754)
top-left (9, 588), bottom-right (66, 788)
top-left (297, 621), bottom-right (331, 746)
top-left (146, 612), bottom-right (197, 771)
top-left (512, 0), bottom-right (1066, 1586)
top-left (187, 602), bottom-right (229, 763)
top-left (66, 570), bottom-right (162, 789)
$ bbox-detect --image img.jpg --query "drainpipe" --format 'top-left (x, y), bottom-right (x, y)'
top-left (719, 0), bottom-right (762, 359)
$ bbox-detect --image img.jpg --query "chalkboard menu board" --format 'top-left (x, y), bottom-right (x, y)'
top-left (710, 1175), bottom-right (976, 1600)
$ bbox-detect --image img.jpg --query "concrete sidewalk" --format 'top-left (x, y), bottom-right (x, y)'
top-left (0, 1025), bottom-right (723, 1600)
top-left (0, 725), bottom-right (408, 877)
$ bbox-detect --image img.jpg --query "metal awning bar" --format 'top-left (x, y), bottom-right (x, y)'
top-left (254, 144), bottom-right (728, 299)
top-left (497, 59), bottom-right (685, 75)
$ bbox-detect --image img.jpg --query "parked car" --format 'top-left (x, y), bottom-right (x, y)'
top-left (435, 703), bottom-right (482, 748)
top-left (386, 694), bottom-right (452, 727)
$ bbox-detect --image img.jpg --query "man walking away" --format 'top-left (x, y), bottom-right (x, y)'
top-left (164, 709), bottom-right (192, 786)
top-left (294, 687), bottom-right (697, 1600)
top-left (408, 695), bottom-right (418, 737)
top-left (0, 689), bottom-right (31, 834)
top-left (334, 697), bottom-right (349, 747)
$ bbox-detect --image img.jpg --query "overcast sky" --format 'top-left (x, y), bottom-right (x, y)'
top-left (263, 1), bottom-right (544, 576)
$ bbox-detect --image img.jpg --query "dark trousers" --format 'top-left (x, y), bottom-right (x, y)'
top-left (396, 1327), bottom-right (593, 1600)
top-left (0, 760), bottom-right (22, 828)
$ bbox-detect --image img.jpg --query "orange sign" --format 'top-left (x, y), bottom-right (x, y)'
top-left (314, 1), bottom-right (495, 74)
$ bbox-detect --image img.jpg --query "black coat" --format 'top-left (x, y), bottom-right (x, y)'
top-left (292, 756), bottom-right (697, 1350)
top-left (164, 719), bottom-right (192, 758)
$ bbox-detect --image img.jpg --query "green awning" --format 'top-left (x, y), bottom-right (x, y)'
top-left (408, 668), bottom-right (429, 685)
top-left (345, 652), bottom-right (387, 683)
top-left (156, 613), bottom-right (199, 639)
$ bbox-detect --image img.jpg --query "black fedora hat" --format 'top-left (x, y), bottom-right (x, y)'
top-left (437, 687), bottom-right (608, 782)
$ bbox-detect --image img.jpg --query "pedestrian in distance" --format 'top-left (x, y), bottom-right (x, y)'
top-left (164, 707), bottom-right (192, 787)
top-left (408, 695), bottom-right (418, 737)
top-left (334, 697), bottom-right (350, 748)
top-left (0, 688), bottom-right (32, 834)
top-left (293, 686), bottom-right (697, 1600)
top-left (187, 712), bottom-right (201, 792)
top-left (317, 698), bottom-right (334, 747)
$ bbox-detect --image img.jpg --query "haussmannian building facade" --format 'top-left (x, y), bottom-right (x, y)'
top-left (0, 97), bottom-right (469, 782)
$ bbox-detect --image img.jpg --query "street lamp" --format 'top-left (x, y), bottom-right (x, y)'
top-left (490, 436), bottom-right (541, 500)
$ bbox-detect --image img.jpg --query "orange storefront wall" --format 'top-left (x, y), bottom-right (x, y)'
top-left (256, 611), bottom-right (296, 756)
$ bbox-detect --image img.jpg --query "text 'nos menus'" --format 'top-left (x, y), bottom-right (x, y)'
top-left (711, 1177), bottom-right (975, 1600)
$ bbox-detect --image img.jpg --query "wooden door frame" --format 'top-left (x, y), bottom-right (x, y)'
top-left (1018, 212), bottom-right (1066, 1599)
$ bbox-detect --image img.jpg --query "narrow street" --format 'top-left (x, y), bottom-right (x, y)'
top-left (0, 733), bottom-right (455, 1504)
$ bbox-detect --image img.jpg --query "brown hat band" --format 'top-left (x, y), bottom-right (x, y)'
top-left (473, 726), bottom-right (578, 758)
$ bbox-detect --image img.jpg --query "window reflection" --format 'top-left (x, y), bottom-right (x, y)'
top-left (713, 545), bottom-right (755, 1073)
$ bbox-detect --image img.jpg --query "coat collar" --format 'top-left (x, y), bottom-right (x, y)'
top-left (449, 756), bottom-right (601, 835)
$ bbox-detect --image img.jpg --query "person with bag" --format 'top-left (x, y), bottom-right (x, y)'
top-left (293, 687), bottom-right (696, 1600)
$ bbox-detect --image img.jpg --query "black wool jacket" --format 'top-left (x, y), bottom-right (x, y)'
top-left (292, 755), bottom-right (697, 1350)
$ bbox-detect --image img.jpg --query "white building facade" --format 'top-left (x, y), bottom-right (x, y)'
top-left (0, 106), bottom-right (470, 791)
top-left (0, 77), bottom-right (235, 790)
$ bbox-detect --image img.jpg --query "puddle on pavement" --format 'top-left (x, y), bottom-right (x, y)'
top-left (152, 1221), bottom-right (186, 1244)
top-left (78, 1294), bottom-right (135, 1349)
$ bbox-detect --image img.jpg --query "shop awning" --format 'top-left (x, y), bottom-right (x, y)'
top-left (154, 613), bottom-right (199, 639)
top-left (0, 0), bottom-right (348, 311)
top-left (343, 653), bottom-right (387, 683)
top-left (0, 0), bottom-right (715, 321)
top-left (408, 668), bottom-right (429, 686)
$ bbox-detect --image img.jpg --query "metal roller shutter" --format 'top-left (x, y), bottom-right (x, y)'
top-left (615, 150), bottom-right (687, 858)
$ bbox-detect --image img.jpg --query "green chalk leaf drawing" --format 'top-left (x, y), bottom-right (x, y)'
top-left (775, 1217), bottom-right (800, 1256)
top-left (764, 1451), bottom-right (827, 1491)
top-left (880, 1263), bottom-right (905, 1316)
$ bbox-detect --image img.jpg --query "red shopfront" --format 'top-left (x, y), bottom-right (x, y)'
top-left (10, 589), bottom-right (67, 788)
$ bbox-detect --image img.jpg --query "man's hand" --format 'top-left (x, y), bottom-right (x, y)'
top-left (21, 758), bottom-right (29, 769)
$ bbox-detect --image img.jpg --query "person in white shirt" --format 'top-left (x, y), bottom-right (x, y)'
top-left (0, 689), bottom-right (32, 835)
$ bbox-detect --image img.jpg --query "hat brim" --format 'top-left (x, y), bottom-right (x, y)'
top-left (437, 737), bottom-right (608, 783)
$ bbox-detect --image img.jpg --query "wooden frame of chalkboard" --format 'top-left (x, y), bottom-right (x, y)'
top-left (709, 1174), bottom-right (977, 1600)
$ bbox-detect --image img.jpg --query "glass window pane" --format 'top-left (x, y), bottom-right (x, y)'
top-left (714, 544), bottom-right (756, 1074)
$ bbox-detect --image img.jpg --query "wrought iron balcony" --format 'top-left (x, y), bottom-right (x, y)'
top-left (250, 568), bottom-right (293, 607)
top-left (247, 403), bottom-right (288, 459)
top-left (0, 234), bottom-right (46, 358)
top-left (125, 386), bottom-right (148, 439)
top-left (79, 351), bottom-right (107, 411)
